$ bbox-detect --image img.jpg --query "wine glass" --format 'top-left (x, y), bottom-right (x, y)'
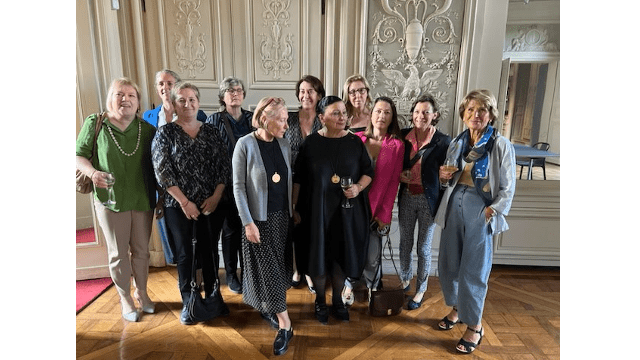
top-left (441, 159), bottom-right (458, 187)
top-left (340, 176), bottom-right (353, 208)
top-left (103, 173), bottom-right (116, 206)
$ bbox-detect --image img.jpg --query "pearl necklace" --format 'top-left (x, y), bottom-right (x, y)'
top-left (107, 120), bottom-right (142, 157)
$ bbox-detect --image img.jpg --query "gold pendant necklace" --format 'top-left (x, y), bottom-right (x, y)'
top-left (331, 174), bottom-right (340, 184)
top-left (272, 172), bottom-right (281, 183)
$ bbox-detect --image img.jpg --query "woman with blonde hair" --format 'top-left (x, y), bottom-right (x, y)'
top-left (436, 89), bottom-right (516, 354)
top-left (76, 77), bottom-right (157, 322)
top-left (233, 97), bottom-right (294, 355)
top-left (342, 74), bottom-right (373, 133)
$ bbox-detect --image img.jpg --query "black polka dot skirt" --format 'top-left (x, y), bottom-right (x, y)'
top-left (241, 210), bottom-right (292, 314)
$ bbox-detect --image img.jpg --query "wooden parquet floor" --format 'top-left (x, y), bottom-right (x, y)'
top-left (76, 265), bottom-right (559, 359)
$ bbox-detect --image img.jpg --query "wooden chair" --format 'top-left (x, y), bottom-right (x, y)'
top-left (517, 142), bottom-right (550, 180)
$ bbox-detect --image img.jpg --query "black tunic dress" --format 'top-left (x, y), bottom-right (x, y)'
top-left (293, 132), bottom-right (375, 279)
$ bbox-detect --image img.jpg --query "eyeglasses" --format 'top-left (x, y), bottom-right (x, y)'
top-left (348, 87), bottom-right (368, 96)
top-left (225, 88), bottom-right (244, 95)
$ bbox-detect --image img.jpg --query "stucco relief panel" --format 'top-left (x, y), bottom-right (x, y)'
top-left (504, 24), bottom-right (560, 53)
top-left (165, 0), bottom-right (216, 80)
top-left (365, 0), bottom-right (465, 129)
top-left (252, 0), bottom-right (297, 82)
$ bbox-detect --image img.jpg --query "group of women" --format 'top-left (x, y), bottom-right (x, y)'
top-left (76, 71), bottom-right (515, 355)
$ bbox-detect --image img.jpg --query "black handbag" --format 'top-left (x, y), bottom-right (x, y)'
top-left (184, 222), bottom-right (229, 322)
top-left (368, 231), bottom-right (405, 317)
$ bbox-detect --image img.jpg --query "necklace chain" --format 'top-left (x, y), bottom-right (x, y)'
top-left (107, 120), bottom-right (141, 157)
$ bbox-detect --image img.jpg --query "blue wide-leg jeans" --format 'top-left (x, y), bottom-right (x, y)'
top-left (438, 184), bottom-right (493, 326)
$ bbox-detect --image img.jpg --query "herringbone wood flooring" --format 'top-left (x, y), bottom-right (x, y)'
top-left (76, 265), bottom-right (559, 359)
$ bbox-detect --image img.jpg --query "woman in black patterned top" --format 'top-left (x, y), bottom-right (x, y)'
top-left (284, 75), bottom-right (325, 293)
top-left (152, 82), bottom-right (231, 325)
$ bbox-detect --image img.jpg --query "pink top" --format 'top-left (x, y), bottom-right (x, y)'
top-left (356, 132), bottom-right (405, 224)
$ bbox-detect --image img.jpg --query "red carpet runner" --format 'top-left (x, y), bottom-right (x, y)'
top-left (76, 227), bottom-right (112, 313)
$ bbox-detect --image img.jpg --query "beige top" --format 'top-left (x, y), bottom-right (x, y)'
top-left (457, 161), bottom-right (475, 187)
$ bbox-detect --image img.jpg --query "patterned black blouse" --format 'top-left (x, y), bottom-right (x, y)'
top-left (152, 122), bottom-right (231, 208)
top-left (284, 111), bottom-right (322, 168)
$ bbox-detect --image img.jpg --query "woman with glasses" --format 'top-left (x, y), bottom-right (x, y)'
top-left (292, 96), bottom-right (374, 324)
top-left (342, 75), bottom-right (373, 133)
top-left (397, 95), bottom-right (451, 312)
top-left (233, 97), bottom-right (294, 356)
top-left (205, 76), bottom-right (254, 295)
top-left (284, 75), bottom-right (325, 294)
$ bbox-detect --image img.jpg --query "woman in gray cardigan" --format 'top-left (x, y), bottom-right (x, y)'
top-left (232, 97), bottom-right (294, 356)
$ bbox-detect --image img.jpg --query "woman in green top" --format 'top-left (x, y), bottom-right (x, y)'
top-left (76, 78), bottom-right (157, 322)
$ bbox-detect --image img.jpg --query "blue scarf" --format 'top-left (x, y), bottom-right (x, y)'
top-left (447, 126), bottom-right (496, 205)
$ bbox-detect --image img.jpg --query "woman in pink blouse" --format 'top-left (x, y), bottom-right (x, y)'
top-left (344, 97), bottom-right (404, 304)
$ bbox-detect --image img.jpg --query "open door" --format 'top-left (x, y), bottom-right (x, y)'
top-left (496, 58), bottom-right (511, 135)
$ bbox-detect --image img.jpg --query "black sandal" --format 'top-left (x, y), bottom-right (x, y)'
top-left (437, 307), bottom-right (460, 330)
top-left (456, 327), bottom-right (483, 354)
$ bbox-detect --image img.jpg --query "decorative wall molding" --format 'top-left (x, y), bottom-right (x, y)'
top-left (366, 0), bottom-right (466, 128)
top-left (505, 24), bottom-right (559, 53)
top-left (173, 0), bottom-right (207, 78)
top-left (258, 0), bottom-right (294, 80)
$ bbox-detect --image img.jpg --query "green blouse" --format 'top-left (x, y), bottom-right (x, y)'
top-left (76, 113), bottom-right (156, 212)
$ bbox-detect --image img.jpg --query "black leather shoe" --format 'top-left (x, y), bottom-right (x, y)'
top-left (407, 298), bottom-right (423, 310)
top-left (332, 302), bottom-right (350, 321)
top-left (261, 312), bottom-right (279, 329)
top-left (180, 306), bottom-right (196, 325)
top-left (227, 274), bottom-right (242, 294)
top-left (273, 327), bottom-right (293, 356)
top-left (314, 301), bottom-right (328, 324)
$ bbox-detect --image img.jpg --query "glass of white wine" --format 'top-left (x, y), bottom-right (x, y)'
top-left (340, 176), bottom-right (353, 208)
top-left (103, 173), bottom-right (116, 206)
top-left (441, 159), bottom-right (458, 187)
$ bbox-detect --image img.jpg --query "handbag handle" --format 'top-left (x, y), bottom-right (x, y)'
top-left (190, 221), bottom-right (198, 289)
top-left (88, 112), bottom-right (106, 162)
top-left (381, 233), bottom-right (404, 290)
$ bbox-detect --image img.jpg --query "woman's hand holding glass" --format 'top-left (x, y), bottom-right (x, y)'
top-left (439, 159), bottom-right (458, 187)
top-left (341, 176), bottom-right (354, 208)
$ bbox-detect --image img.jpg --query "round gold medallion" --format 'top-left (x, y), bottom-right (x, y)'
top-left (272, 172), bottom-right (281, 183)
top-left (331, 174), bottom-right (340, 184)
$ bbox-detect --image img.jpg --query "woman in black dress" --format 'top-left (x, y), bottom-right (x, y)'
top-left (292, 96), bottom-right (374, 323)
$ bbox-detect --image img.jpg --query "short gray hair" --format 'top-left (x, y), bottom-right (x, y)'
top-left (154, 69), bottom-right (181, 86)
top-left (218, 76), bottom-right (246, 110)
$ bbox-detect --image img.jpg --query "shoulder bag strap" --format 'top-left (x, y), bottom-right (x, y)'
top-left (408, 145), bottom-right (429, 168)
top-left (381, 232), bottom-right (404, 290)
top-left (222, 114), bottom-right (237, 149)
top-left (89, 112), bottom-right (106, 162)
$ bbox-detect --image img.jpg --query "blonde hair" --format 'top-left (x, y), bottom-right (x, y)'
top-left (342, 74), bottom-right (372, 117)
top-left (458, 89), bottom-right (499, 125)
top-left (106, 77), bottom-right (141, 113)
top-left (252, 97), bottom-right (286, 129)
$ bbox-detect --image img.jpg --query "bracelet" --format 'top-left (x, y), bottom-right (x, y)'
top-left (180, 199), bottom-right (189, 207)
top-left (90, 170), bottom-right (97, 181)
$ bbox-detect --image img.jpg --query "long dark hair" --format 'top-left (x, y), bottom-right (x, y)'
top-left (364, 96), bottom-right (401, 139)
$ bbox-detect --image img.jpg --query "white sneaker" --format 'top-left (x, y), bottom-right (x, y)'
top-left (342, 286), bottom-right (354, 306)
